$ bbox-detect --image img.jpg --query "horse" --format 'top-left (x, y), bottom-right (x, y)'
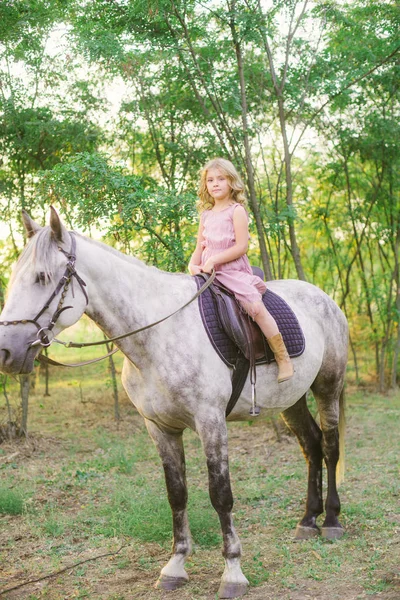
top-left (0, 208), bottom-right (348, 599)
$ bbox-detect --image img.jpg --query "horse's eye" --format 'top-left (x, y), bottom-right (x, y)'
top-left (36, 272), bottom-right (47, 285)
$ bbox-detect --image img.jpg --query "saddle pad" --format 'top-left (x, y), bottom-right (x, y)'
top-left (195, 276), bottom-right (305, 367)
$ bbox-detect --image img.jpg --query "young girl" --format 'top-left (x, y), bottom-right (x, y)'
top-left (189, 158), bottom-right (293, 383)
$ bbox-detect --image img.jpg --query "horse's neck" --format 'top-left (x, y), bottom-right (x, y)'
top-left (76, 236), bottom-right (187, 338)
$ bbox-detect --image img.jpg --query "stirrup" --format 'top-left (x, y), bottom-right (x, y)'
top-left (249, 382), bottom-right (260, 416)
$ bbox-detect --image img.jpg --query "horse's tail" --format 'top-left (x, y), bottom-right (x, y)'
top-left (336, 386), bottom-right (346, 486)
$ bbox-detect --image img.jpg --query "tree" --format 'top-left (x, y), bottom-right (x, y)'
top-left (38, 152), bottom-right (198, 272)
top-left (0, 0), bottom-right (103, 437)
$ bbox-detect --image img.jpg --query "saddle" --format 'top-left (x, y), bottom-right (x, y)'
top-left (195, 270), bottom-right (305, 417)
top-left (206, 279), bottom-right (265, 362)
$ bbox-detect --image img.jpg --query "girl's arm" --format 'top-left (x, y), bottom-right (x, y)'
top-left (188, 219), bottom-right (205, 275)
top-left (202, 206), bottom-right (249, 273)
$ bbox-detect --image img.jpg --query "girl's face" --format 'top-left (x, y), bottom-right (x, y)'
top-left (206, 168), bottom-right (231, 203)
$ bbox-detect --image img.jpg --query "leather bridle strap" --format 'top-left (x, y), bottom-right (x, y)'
top-left (37, 346), bottom-right (120, 369)
top-left (32, 234), bottom-right (88, 325)
top-left (1, 227), bottom-right (216, 368)
top-left (0, 233), bottom-right (88, 348)
top-left (36, 269), bottom-right (217, 368)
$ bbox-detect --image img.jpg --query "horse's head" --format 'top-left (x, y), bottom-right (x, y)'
top-left (0, 208), bottom-right (88, 374)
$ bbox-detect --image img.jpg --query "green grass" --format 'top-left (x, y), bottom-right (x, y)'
top-left (0, 359), bottom-right (399, 599)
top-left (0, 485), bottom-right (25, 515)
top-left (96, 479), bottom-right (173, 542)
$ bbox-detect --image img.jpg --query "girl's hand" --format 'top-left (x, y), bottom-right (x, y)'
top-left (189, 263), bottom-right (203, 275)
top-left (201, 258), bottom-right (215, 274)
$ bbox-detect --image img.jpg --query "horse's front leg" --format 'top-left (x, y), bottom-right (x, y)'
top-left (145, 419), bottom-right (192, 591)
top-left (197, 413), bottom-right (249, 599)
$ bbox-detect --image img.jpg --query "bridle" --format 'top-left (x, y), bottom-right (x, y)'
top-left (0, 231), bottom-right (215, 368)
top-left (0, 234), bottom-right (88, 350)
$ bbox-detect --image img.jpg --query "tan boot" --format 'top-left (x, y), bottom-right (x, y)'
top-left (267, 333), bottom-right (294, 383)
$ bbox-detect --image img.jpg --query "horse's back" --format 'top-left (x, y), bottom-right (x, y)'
top-left (266, 279), bottom-right (348, 341)
top-left (267, 279), bottom-right (349, 389)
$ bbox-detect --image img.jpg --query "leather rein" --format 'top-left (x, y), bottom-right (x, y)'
top-left (0, 232), bottom-right (216, 369)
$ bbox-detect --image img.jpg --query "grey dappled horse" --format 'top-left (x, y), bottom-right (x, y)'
top-left (0, 209), bottom-right (348, 599)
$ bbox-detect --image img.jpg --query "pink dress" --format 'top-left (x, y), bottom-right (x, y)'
top-left (201, 203), bottom-right (267, 310)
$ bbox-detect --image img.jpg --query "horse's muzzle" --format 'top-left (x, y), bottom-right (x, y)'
top-left (0, 346), bottom-right (37, 375)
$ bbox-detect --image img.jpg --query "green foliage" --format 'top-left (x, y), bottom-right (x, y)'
top-left (0, 0), bottom-right (399, 387)
top-left (0, 0), bottom-right (64, 63)
top-left (39, 152), bottom-right (198, 271)
top-left (0, 105), bottom-right (100, 176)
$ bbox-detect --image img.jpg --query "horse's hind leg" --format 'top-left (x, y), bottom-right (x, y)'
top-left (197, 412), bottom-right (248, 599)
top-left (312, 382), bottom-right (346, 540)
top-left (282, 394), bottom-right (324, 539)
top-left (145, 420), bottom-right (192, 590)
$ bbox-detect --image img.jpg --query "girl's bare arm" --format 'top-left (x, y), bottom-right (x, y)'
top-left (188, 220), bottom-right (205, 275)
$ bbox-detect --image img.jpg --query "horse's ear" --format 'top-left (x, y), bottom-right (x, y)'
top-left (21, 210), bottom-right (42, 238)
top-left (49, 206), bottom-right (68, 243)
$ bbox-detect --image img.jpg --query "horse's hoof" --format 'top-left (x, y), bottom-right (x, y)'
top-left (321, 526), bottom-right (344, 540)
top-left (218, 581), bottom-right (248, 599)
top-left (294, 524), bottom-right (320, 540)
top-left (155, 574), bottom-right (188, 591)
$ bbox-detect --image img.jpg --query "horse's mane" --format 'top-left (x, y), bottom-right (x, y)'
top-left (73, 233), bottom-right (149, 271)
top-left (11, 228), bottom-right (61, 286)
top-left (11, 227), bottom-right (165, 287)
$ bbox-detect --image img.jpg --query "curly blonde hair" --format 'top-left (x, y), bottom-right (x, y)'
top-left (197, 158), bottom-right (247, 211)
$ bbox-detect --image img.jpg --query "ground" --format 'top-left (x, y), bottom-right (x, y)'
top-left (0, 355), bottom-right (399, 600)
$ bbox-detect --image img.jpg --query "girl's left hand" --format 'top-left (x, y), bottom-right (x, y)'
top-left (201, 258), bottom-right (215, 274)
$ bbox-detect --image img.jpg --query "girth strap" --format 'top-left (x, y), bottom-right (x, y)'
top-left (225, 354), bottom-right (250, 417)
top-left (196, 273), bottom-right (257, 417)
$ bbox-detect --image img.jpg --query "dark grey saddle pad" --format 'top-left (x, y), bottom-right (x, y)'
top-left (195, 276), bottom-right (305, 367)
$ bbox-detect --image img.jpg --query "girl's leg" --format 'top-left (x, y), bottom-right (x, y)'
top-left (242, 301), bottom-right (294, 383)
top-left (250, 303), bottom-right (279, 337)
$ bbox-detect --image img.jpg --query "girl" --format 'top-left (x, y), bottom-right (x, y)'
top-left (189, 157), bottom-right (293, 383)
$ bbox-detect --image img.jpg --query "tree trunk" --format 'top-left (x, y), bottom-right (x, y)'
top-left (392, 289), bottom-right (400, 389)
top-left (19, 374), bottom-right (30, 437)
top-left (391, 217), bottom-right (400, 388)
top-left (229, 2), bottom-right (273, 280)
top-left (342, 156), bottom-right (383, 380)
top-left (44, 348), bottom-right (50, 396)
top-left (0, 279), bottom-right (4, 310)
top-left (322, 208), bottom-right (361, 382)
top-left (105, 338), bottom-right (120, 423)
top-left (276, 96), bottom-right (306, 281)
top-left (109, 353), bottom-right (120, 423)
top-left (0, 376), bottom-right (17, 441)
top-left (255, 0), bottom-right (307, 280)
top-left (391, 260), bottom-right (400, 389)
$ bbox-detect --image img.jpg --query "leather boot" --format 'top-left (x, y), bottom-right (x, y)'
top-left (267, 333), bottom-right (294, 383)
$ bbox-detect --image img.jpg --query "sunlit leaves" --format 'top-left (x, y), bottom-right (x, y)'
top-left (38, 151), bottom-right (198, 271)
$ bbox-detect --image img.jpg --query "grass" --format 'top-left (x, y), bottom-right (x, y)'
top-left (0, 486), bottom-right (25, 515)
top-left (0, 344), bottom-right (399, 599)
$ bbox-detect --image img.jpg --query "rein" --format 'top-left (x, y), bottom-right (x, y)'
top-left (1, 231), bottom-right (216, 368)
top-left (39, 267), bottom-right (216, 368)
